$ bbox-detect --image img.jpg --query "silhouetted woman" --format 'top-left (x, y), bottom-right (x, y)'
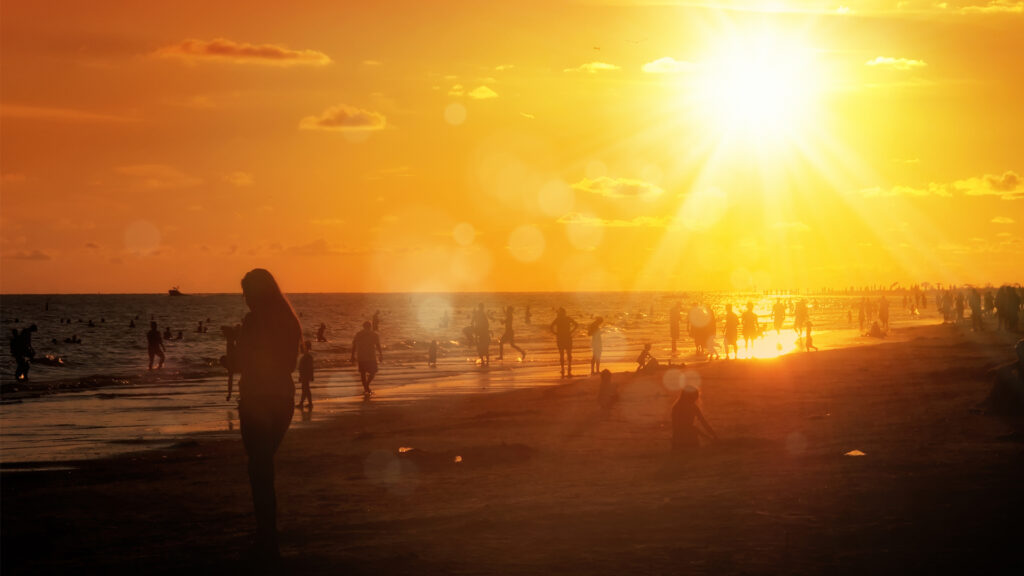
top-left (227, 268), bottom-right (302, 561)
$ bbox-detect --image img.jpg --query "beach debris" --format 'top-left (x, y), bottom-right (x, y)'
top-left (454, 455), bottom-right (463, 463)
top-left (844, 449), bottom-right (866, 456)
top-left (398, 446), bottom-right (414, 453)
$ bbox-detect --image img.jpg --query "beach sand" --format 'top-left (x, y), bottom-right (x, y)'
top-left (3, 323), bottom-right (1023, 575)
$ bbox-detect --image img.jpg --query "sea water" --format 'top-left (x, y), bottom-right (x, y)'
top-left (0, 291), bottom-right (921, 464)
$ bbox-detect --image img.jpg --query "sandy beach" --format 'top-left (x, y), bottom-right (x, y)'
top-left (3, 321), bottom-right (1022, 575)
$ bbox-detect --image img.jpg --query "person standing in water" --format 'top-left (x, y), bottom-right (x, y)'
top-left (223, 268), bottom-right (302, 562)
top-left (669, 302), bottom-right (681, 355)
top-left (588, 316), bottom-right (604, 375)
top-left (296, 341), bottom-right (314, 410)
top-left (550, 307), bottom-right (579, 378)
top-left (724, 304), bottom-right (739, 360)
top-left (147, 322), bottom-right (165, 370)
top-left (741, 302), bottom-right (758, 356)
top-left (773, 299), bottom-right (786, 335)
top-left (352, 321), bottom-right (383, 395)
top-left (498, 305), bottom-right (526, 361)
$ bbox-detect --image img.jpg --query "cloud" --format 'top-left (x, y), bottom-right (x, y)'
top-left (299, 104), bottom-right (386, 132)
top-left (865, 57), bottom-right (928, 70)
top-left (991, 216), bottom-right (1016, 224)
top-left (223, 172), bottom-right (254, 187)
top-left (960, 1), bottom-right (1023, 13)
top-left (284, 238), bottom-right (342, 257)
top-left (448, 84), bottom-right (465, 96)
top-left (772, 221), bottom-right (811, 233)
top-left (858, 170), bottom-right (1022, 200)
top-left (1, 104), bottom-right (136, 123)
top-left (563, 62), bottom-right (621, 74)
top-left (116, 164), bottom-right (202, 189)
top-left (520, 112), bottom-right (536, 119)
top-left (641, 57), bottom-right (695, 74)
top-left (154, 38), bottom-right (331, 66)
top-left (4, 250), bottom-right (52, 261)
top-left (362, 59), bottom-right (383, 66)
top-left (572, 176), bottom-right (664, 199)
top-left (468, 86), bottom-right (499, 99)
top-left (558, 212), bottom-right (672, 228)
top-left (495, 64), bottom-right (515, 71)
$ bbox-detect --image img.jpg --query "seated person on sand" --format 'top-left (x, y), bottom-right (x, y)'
top-left (984, 339), bottom-right (1024, 434)
top-left (672, 384), bottom-right (717, 452)
top-left (866, 320), bottom-right (886, 338)
top-left (636, 343), bottom-right (659, 372)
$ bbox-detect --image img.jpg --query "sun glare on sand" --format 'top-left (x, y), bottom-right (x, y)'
top-left (695, 32), bottom-right (823, 141)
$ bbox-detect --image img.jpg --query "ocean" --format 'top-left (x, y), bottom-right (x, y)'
top-left (1, 291), bottom-right (909, 465)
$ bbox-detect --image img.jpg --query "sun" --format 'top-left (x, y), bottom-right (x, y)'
top-left (694, 32), bottom-right (823, 141)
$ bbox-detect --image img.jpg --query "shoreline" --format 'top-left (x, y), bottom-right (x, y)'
top-left (4, 322), bottom-right (1023, 573)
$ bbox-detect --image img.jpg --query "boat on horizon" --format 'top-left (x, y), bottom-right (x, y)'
top-left (168, 286), bottom-right (184, 296)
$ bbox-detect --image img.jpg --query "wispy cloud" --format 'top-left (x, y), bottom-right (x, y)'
top-left (572, 176), bottom-right (664, 199)
top-left (154, 38), bottom-right (331, 66)
top-left (468, 86), bottom-right (499, 100)
top-left (448, 84), bottom-right (465, 97)
top-left (362, 59), bottom-right (382, 66)
top-left (1, 104), bottom-right (137, 123)
top-left (960, 1), bottom-right (1023, 13)
top-left (865, 56), bottom-right (927, 70)
top-left (299, 104), bottom-right (386, 132)
top-left (558, 212), bottom-right (672, 228)
top-left (116, 165), bottom-right (202, 189)
top-left (563, 62), bottom-right (621, 74)
top-left (3, 250), bottom-right (51, 261)
top-left (858, 170), bottom-right (1022, 200)
top-left (223, 172), bottom-right (254, 187)
top-left (495, 64), bottom-right (515, 71)
top-left (991, 216), bottom-right (1016, 224)
top-left (641, 57), bottom-right (696, 74)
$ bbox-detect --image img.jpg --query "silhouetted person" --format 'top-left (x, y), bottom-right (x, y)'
top-left (589, 316), bottom-right (604, 374)
top-left (741, 302), bottom-right (758, 354)
top-left (525, 305), bottom-right (532, 325)
top-left (598, 368), bottom-right (617, 408)
top-left (146, 322), bottom-right (165, 370)
top-left (688, 302), bottom-right (705, 355)
top-left (197, 320), bottom-right (205, 333)
top-left (223, 268), bottom-right (302, 562)
top-left (704, 305), bottom-right (719, 360)
top-left (858, 298), bottom-right (867, 332)
top-left (672, 385), bottom-right (717, 452)
top-left (428, 340), bottom-right (438, 367)
top-left (163, 326), bottom-right (172, 340)
top-left (879, 296), bottom-right (890, 330)
top-left (129, 318), bottom-right (135, 329)
top-left (176, 330), bottom-right (183, 340)
top-left (794, 300), bottom-right (809, 336)
top-left (636, 343), bottom-right (657, 372)
top-left (724, 304), bottom-right (739, 360)
top-left (551, 307), bottom-right (578, 378)
top-left (669, 302), bottom-right (681, 354)
top-left (498, 305), bottom-right (526, 361)
top-left (472, 303), bottom-right (491, 366)
top-left (10, 327), bottom-right (35, 381)
top-left (352, 321), bottom-right (383, 395)
top-left (773, 299), bottom-right (786, 335)
top-left (969, 289), bottom-right (984, 332)
top-left (297, 341), bottom-right (314, 410)
top-left (372, 310), bottom-right (381, 332)
top-left (316, 322), bottom-right (327, 342)
top-left (805, 321), bottom-right (818, 351)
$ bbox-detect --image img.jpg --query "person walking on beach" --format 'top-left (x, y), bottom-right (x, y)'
top-left (742, 302), bottom-right (758, 356)
top-left (724, 304), bottom-right (739, 360)
top-left (589, 316), bottom-right (604, 374)
top-left (672, 385), bottom-right (717, 452)
top-left (551, 307), bottom-right (579, 378)
top-left (372, 310), bottom-right (381, 332)
top-left (223, 268), bottom-right (302, 562)
top-left (316, 322), bottom-right (327, 342)
top-left (805, 321), bottom-right (818, 352)
top-left (879, 296), bottom-right (890, 330)
top-left (297, 341), bottom-right (314, 410)
top-left (498, 305), bottom-right (526, 361)
top-left (10, 326), bottom-right (35, 381)
top-left (146, 321), bottom-right (165, 370)
top-left (472, 303), bottom-right (491, 366)
top-left (669, 302), bottom-right (681, 354)
top-left (773, 299), bottom-right (786, 335)
top-left (352, 321), bottom-right (383, 395)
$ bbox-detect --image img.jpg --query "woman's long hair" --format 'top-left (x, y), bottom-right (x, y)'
top-left (241, 268), bottom-right (302, 347)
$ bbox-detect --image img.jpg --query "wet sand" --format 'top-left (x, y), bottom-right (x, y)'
top-left (3, 322), bottom-right (1023, 575)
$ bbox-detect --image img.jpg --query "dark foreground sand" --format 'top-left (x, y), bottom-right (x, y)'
top-left (3, 323), bottom-right (1023, 575)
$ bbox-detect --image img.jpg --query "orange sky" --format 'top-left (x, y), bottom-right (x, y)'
top-left (2, 0), bottom-right (1021, 293)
